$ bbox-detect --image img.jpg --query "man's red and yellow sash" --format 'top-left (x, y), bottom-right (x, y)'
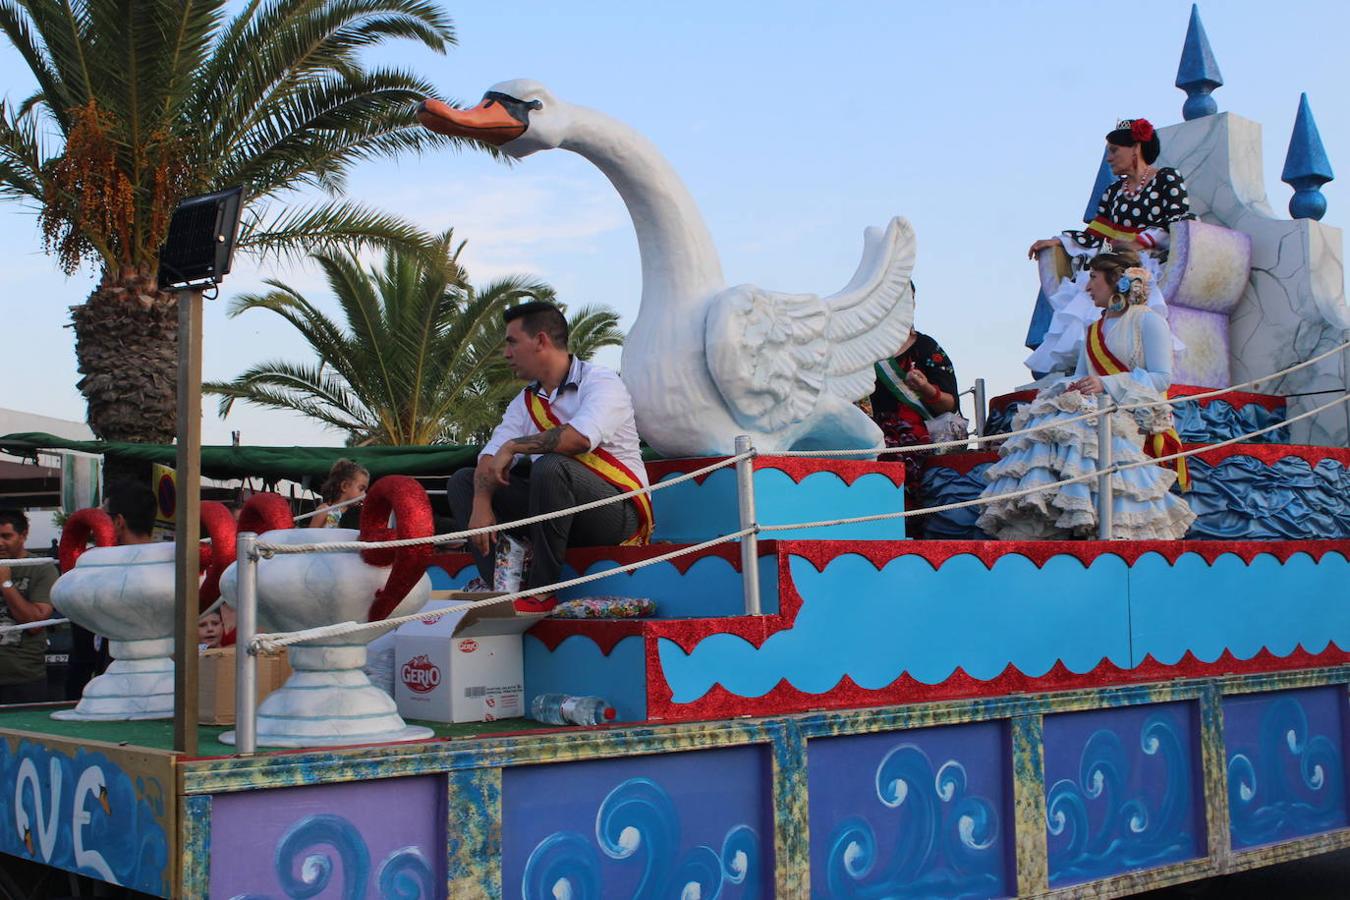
top-left (1086, 319), bottom-right (1190, 490)
top-left (524, 390), bottom-right (654, 544)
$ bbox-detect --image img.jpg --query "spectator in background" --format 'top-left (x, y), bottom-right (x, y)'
top-left (0, 510), bottom-right (58, 703)
top-left (198, 609), bottom-right (223, 649)
top-left (67, 481), bottom-right (156, 698)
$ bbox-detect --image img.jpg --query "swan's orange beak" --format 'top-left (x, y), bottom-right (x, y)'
top-left (23, 828), bottom-right (32, 855)
top-left (99, 785), bottom-right (111, 816)
top-left (417, 98), bottom-right (527, 147)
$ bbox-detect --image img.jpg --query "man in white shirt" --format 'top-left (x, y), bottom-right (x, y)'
top-left (447, 302), bottom-right (652, 608)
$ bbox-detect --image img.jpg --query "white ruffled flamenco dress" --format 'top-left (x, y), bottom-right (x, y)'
top-left (978, 304), bottom-right (1196, 540)
top-left (1025, 240), bottom-right (1180, 376)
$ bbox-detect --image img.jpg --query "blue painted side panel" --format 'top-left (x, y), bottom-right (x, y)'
top-left (1128, 551), bottom-right (1350, 665)
top-left (653, 467), bottom-right (906, 542)
top-left (501, 747), bottom-right (773, 898)
top-left (659, 552), bottom-right (1132, 702)
top-left (523, 635), bottom-right (647, 723)
top-left (1224, 686), bottom-right (1349, 850)
top-left (1043, 702), bottom-right (1205, 887)
top-left (807, 721), bottom-right (1014, 898)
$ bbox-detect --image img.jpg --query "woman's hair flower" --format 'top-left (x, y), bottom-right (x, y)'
top-left (1116, 275), bottom-right (1133, 293)
top-left (1130, 118), bottom-right (1155, 143)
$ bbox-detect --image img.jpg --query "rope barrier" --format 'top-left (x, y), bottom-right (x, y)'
top-left (254, 452), bottom-right (754, 557)
top-left (249, 528), bottom-right (755, 653)
top-left (293, 492), bottom-right (365, 523)
top-left (0, 557), bottom-right (60, 569)
top-left (770, 338), bottom-right (1350, 458)
top-left (0, 617), bottom-right (68, 634)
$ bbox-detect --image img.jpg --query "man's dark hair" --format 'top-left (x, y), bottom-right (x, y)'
top-left (504, 301), bottom-right (568, 349)
top-left (105, 481), bottom-right (157, 537)
top-left (0, 509), bottom-right (28, 533)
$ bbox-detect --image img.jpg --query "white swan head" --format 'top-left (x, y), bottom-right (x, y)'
top-left (418, 79), bottom-right (568, 158)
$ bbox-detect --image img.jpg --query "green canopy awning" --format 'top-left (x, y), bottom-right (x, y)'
top-left (0, 432), bottom-right (481, 483)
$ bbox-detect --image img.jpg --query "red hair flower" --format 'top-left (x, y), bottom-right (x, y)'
top-left (1131, 119), bottom-right (1155, 142)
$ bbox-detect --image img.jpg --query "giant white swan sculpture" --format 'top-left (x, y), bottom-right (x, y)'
top-left (419, 80), bottom-right (916, 456)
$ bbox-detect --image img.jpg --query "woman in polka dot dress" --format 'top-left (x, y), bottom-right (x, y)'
top-left (1025, 118), bottom-right (1193, 375)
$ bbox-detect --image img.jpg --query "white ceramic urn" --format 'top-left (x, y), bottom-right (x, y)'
top-left (50, 542), bottom-right (179, 720)
top-left (218, 528), bottom-right (434, 748)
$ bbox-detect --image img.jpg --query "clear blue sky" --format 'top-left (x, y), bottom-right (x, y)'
top-left (2, 1), bottom-right (1346, 447)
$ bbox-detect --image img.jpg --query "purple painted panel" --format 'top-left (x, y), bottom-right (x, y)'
top-left (1043, 701), bottom-right (1205, 887)
top-left (1224, 685), bottom-right (1349, 850)
top-left (502, 746), bottom-right (772, 898)
top-left (806, 721), bottom-right (1013, 898)
top-left (209, 775), bottom-right (443, 899)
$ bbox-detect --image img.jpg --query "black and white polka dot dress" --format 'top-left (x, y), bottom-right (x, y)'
top-left (1067, 167), bottom-right (1194, 252)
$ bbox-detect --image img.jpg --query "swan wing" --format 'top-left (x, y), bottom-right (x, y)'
top-left (705, 285), bottom-right (830, 431)
top-left (821, 216), bottom-right (917, 403)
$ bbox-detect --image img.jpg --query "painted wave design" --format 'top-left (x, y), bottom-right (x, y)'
top-left (1228, 696), bottom-right (1346, 849)
top-left (825, 745), bottom-right (1002, 898)
top-left (0, 739), bottom-right (169, 894)
top-left (231, 814), bottom-right (435, 900)
top-left (1045, 713), bottom-right (1195, 885)
top-left (520, 777), bottom-right (760, 899)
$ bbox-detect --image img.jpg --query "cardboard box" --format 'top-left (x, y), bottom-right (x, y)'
top-left (394, 592), bottom-right (546, 724)
top-left (198, 645), bottom-right (292, 725)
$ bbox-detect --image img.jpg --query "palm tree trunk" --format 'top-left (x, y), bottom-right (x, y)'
top-left (71, 270), bottom-right (179, 482)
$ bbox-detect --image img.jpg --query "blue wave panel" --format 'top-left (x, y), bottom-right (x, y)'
top-left (555, 554), bottom-right (780, 618)
top-left (653, 468), bottom-right (906, 542)
top-left (1223, 686), bottom-right (1349, 850)
top-left (990, 398), bottom-right (1290, 444)
top-left (429, 560), bottom-right (478, 589)
top-left (807, 721), bottom-right (1014, 898)
top-left (503, 747), bottom-right (772, 898)
top-left (0, 739), bottom-right (169, 895)
top-left (1127, 551), bottom-right (1350, 666)
top-left (1043, 702), bottom-right (1204, 887)
top-left (659, 552), bottom-right (1131, 702)
top-left (209, 776), bottom-right (442, 899)
top-left (1183, 456), bottom-right (1350, 540)
top-left (524, 635), bottom-right (647, 722)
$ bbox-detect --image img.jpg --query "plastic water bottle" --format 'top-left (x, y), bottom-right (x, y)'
top-left (530, 693), bottom-right (616, 726)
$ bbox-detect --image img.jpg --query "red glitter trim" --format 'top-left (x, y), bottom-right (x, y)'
top-left (646, 456), bottom-right (905, 488)
top-left (645, 644), bottom-right (1350, 721)
top-left (528, 620), bottom-right (646, 656)
top-left (1185, 442), bottom-right (1350, 468)
top-left (925, 451), bottom-right (1000, 475)
top-left (781, 538), bottom-right (1350, 572)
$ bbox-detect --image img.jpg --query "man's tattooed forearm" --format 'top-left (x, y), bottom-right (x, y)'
top-left (512, 428), bottom-right (563, 453)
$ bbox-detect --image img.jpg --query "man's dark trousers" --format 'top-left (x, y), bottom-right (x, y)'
top-left (447, 454), bottom-right (639, 593)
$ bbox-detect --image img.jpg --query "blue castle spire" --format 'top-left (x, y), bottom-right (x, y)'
top-left (1175, 5), bottom-right (1223, 120)
top-left (1282, 93), bottom-right (1334, 220)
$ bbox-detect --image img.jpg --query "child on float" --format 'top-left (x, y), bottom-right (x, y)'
top-left (314, 458), bottom-right (369, 528)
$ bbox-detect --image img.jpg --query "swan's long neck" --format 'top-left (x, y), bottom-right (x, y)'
top-left (560, 107), bottom-right (724, 311)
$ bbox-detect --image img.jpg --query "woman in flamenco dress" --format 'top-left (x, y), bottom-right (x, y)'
top-left (1025, 118), bottom-right (1193, 376)
top-left (977, 250), bottom-right (1196, 540)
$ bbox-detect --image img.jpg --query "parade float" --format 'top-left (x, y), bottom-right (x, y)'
top-left (0, 8), bottom-right (1347, 899)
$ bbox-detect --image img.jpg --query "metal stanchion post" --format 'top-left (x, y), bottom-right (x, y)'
top-left (733, 435), bottom-right (762, 616)
top-left (973, 377), bottom-right (988, 437)
top-left (1096, 400), bottom-right (1114, 540)
top-left (234, 531), bottom-right (260, 755)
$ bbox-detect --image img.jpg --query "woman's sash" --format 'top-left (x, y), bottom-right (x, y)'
top-left (874, 358), bottom-right (932, 421)
top-left (1086, 319), bottom-right (1190, 490)
top-left (524, 390), bottom-right (654, 544)
top-left (1084, 216), bottom-right (1143, 243)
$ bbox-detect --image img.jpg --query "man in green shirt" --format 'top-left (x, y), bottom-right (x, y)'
top-left (0, 510), bottom-right (57, 703)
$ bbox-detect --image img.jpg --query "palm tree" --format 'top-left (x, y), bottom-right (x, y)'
top-left (203, 231), bottom-right (626, 445)
top-left (0, 1), bottom-right (484, 449)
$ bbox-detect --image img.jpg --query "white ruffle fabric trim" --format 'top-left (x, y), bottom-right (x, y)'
top-left (976, 386), bottom-right (1197, 541)
top-left (1024, 251), bottom-right (1181, 376)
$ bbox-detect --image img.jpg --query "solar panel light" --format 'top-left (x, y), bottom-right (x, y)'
top-left (156, 186), bottom-right (246, 291)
